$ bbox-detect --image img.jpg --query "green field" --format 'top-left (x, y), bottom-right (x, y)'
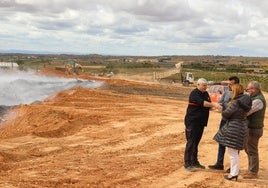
top-left (2, 54), bottom-right (268, 91)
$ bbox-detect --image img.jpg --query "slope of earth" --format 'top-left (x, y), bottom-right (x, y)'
top-left (0, 68), bottom-right (267, 187)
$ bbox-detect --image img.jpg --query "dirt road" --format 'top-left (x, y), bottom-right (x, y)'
top-left (0, 68), bottom-right (267, 187)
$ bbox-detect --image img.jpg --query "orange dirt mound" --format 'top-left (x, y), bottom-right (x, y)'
top-left (0, 68), bottom-right (267, 187)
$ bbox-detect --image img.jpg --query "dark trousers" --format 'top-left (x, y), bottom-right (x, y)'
top-left (245, 128), bottom-right (263, 174)
top-left (216, 119), bottom-right (227, 165)
top-left (184, 124), bottom-right (204, 167)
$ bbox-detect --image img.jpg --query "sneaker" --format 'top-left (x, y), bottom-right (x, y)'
top-left (208, 164), bottom-right (224, 170)
top-left (243, 173), bottom-right (258, 179)
top-left (193, 163), bottom-right (205, 169)
top-left (185, 166), bottom-right (195, 172)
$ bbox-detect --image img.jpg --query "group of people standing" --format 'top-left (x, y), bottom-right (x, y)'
top-left (184, 76), bottom-right (266, 181)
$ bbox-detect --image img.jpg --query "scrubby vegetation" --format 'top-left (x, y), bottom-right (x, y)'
top-left (1, 53), bottom-right (268, 91)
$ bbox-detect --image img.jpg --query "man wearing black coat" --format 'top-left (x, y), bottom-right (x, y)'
top-left (184, 78), bottom-right (219, 172)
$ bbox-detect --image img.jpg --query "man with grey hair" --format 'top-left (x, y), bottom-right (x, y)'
top-left (243, 81), bottom-right (266, 179)
top-left (184, 78), bottom-right (219, 172)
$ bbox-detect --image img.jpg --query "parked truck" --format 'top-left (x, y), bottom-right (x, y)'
top-left (154, 61), bottom-right (194, 86)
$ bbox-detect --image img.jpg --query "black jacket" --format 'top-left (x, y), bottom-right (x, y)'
top-left (214, 94), bottom-right (252, 150)
top-left (184, 88), bottom-right (211, 127)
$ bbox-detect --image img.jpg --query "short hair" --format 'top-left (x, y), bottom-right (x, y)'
top-left (229, 76), bottom-right (240, 84)
top-left (249, 81), bottom-right (261, 90)
top-left (197, 78), bottom-right (207, 84)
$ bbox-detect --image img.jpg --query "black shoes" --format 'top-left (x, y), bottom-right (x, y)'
top-left (224, 175), bottom-right (238, 181)
top-left (185, 166), bottom-right (195, 172)
top-left (193, 163), bottom-right (205, 169)
top-left (208, 164), bottom-right (230, 172)
top-left (208, 164), bottom-right (224, 170)
top-left (185, 162), bottom-right (205, 172)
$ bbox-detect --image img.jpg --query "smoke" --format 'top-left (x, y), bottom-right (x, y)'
top-left (0, 70), bottom-right (103, 106)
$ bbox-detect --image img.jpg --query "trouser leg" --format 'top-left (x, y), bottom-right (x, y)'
top-left (245, 128), bottom-right (263, 174)
top-left (216, 119), bottom-right (226, 165)
top-left (228, 147), bottom-right (239, 176)
top-left (191, 125), bottom-right (204, 165)
top-left (184, 128), bottom-right (193, 167)
top-left (217, 144), bottom-right (225, 165)
top-left (184, 125), bottom-right (204, 167)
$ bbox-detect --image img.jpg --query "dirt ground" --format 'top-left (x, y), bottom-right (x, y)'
top-left (0, 68), bottom-right (267, 188)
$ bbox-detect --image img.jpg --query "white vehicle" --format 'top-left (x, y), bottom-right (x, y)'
top-left (181, 72), bottom-right (194, 86)
top-left (153, 61), bottom-right (194, 86)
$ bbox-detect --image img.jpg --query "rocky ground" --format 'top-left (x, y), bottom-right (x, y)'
top-left (0, 68), bottom-right (267, 187)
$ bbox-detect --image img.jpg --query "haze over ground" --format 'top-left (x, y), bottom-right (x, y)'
top-left (0, 71), bottom-right (103, 106)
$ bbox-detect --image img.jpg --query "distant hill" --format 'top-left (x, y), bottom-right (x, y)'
top-left (0, 49), bottom-right (85, 55)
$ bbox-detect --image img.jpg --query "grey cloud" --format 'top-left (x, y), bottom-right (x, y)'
top-left (111, 0), bottom-right (198, 23)
top-left (36, 20), bottom-right (75, 31)
top-left (0, 0), bottom-right (102, 14)
top-left (0, 0), bottom-right (16, 7)
top-left (1, 0), bottom-right (268, 56)
top-left (0, 0), bottom-right (39, 13)
top-left (113, 25), bottom-right (148, 35)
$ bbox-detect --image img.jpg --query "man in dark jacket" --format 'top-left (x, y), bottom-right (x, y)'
top-left (184, 78), bottom-right (219, 172)
top-left (244, 81), bottom-right (266, 179)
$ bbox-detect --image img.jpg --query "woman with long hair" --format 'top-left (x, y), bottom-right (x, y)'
top-left (214, 84), bottom-right (252, 181)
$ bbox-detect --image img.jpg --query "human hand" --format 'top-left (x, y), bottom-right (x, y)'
top-left (216, 104), bottom-right (223, 112)
top-left (211, 103), bottom-right (222, 112)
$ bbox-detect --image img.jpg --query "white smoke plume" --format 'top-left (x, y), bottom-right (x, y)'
top-left (0, 70), bottom-right (103, 106)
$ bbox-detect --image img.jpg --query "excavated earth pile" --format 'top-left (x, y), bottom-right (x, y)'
top-left (0, 68), bottom-right (267, 187)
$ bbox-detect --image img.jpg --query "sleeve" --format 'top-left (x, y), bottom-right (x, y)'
top-left (189, 90), bottom-right (207, 107)
top-left (219, 91), bottom-right (231, 104)
top-left (247, 99), bottom-right (263, 116)
top-left (222, 101), bottom-right (238, 119)
top-left (218, 92), bottom-right (225, 103)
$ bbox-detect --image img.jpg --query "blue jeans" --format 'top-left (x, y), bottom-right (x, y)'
top-left (216, 119), bottom-right (226, 165)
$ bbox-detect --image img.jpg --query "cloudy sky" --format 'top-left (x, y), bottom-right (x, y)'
top-left (1, 0), bottom-right (268, 56)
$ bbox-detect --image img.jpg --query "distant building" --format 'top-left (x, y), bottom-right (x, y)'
top-left (0, 62), bottom-right (19, 70)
